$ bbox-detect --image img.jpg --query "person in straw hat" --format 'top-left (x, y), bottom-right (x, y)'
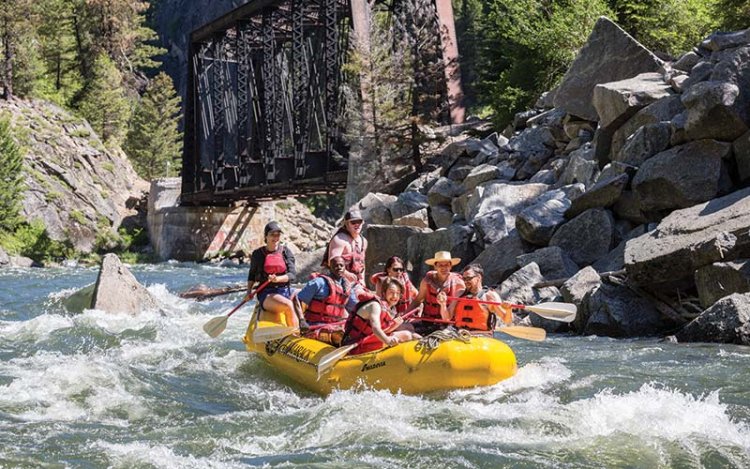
top-left (322, 209), bottom-right (368, 285)
top-left (409, 251), bottom-right (465, 335)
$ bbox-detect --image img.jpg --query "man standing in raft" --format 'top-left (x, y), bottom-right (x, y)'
top-left (450, 264), bottom-right (513, 332)
top-left (295, 256), bottom-right (352, 344)
top-left (323, 209), bottom-right (368, 285)
top-left (409, 251), bottom-right (465, 335)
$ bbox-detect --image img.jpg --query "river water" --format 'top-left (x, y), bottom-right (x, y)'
top-left (1, 263), bottom-right (749, 468)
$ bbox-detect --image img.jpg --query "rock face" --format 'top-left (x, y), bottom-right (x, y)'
top-left (1, 98), bottom-right (148, 254)
top-left (91, 254), bottom-right (160, 314)
top-left (675, 293), bottom-right (750, 345)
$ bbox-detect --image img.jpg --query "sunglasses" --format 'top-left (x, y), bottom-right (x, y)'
top-left (462, 275), bottom-right (476, 281)
top-left (349, 220), bottom-right (363, 226)
top-left (391, 267), bottom-right (404, 272)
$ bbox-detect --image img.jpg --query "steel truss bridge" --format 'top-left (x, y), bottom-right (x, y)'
top-left (181, 0), bottom-right (462, 206)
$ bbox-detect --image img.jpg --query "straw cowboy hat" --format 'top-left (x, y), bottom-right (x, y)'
top-left (425, 251), bottom-right (461, 266)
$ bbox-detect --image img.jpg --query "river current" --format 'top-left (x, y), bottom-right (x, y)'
top-left (1, 263), bottom-right (749, 468)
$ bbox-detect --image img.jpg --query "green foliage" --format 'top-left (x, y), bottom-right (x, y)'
top-left (0, 219), bottom-right (75, 262)
top-left (609, 0), bottom-right (719, 56)
top-left (69, 210), bottom-right (87, 224)
top-left (477, 0), bottom-right (613, 125)
top-left (124, 72), bottom-right (183, 180)
top-left (0, 116), bottom-right (25, 232)
top-left (712, 0), bottom-right (750, 31)
top-left (77, 54), bottom-right (132, 146)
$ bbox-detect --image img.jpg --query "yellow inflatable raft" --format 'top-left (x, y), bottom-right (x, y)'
top-left (242, 309), bottom-right (517, 395)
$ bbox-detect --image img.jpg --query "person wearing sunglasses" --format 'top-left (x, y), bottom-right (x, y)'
top-left (322, 209), bottom-right (368, 285)
top-left (449, 264), bottom-right (513, 332)
top-left (409, 251), bottom-right (465, 335)
top-left (369, 256), bottom-right (418, 315)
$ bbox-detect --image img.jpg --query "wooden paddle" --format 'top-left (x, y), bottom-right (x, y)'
top-left (316, 308), bottom-right (419, 380)
top-left (419, 317), bottom-right (547, 342)
top-left (202, 280), bottom-right (270, 338)
top-left (447, 296), bottom-right (577, 323)
top-left (180, 284), bottom-right (246, 301)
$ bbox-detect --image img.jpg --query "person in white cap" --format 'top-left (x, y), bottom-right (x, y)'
top-left (409, 251), bottom-right (465, 335)
top-left (322, 209), bottom-right (368, 285)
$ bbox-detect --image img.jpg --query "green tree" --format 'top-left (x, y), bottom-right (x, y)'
top-left (77, 54), bottom-right (131, 146)
top-left (712, 0), bottom-right (750, 31)
top-left (35, 0), bottom-right (83, 105)
top-left (124, 72), bottom-right (182, 179)
top-left (0, 115), bottom-right (24, 232)
top-left (0, 0), bottom-right (38, 99)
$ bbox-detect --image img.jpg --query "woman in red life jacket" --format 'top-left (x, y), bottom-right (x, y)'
top-left (342, 277), bottom-right (420, 354)
top-left (247, 221), bottom-right (298, 328)
top-left (322, 210), bottom-right (368, 286)
top-left (409, 251), bottom-right (465, 335)
top-left (449, 263), bottom-right (513, 331)
top-left (369, 256), bottom-right (418, 315)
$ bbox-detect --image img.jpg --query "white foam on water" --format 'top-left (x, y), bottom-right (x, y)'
top-left (0, 314), bottom-right (74, 342)
top-left (93, 440), bottom-right (239, 469)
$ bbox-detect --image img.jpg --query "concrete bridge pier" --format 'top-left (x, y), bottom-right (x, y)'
top-left (147, 178), bottom-right (276, 261)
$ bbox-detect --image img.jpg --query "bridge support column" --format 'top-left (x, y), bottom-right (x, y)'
top-left (435, 0), bottom-right (465, 124)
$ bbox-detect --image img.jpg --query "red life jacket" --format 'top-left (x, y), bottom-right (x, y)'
top-left (305, 274), bottom-right (351, 324)
top-left (343, 291), bottom-right (396, 354)
top-left (263, 248), bottom-right (287, 275)
top-left (324, 228), bottom-right (365, 275)
top-left (422, 271), bottom-right (464, 319)
top-left (370, 271), bottom-right (416, 315)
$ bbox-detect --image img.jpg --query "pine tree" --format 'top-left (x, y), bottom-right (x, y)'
top-left (0, 115), bottom-right (24, 232)
top-left (77, 54), bottom-right (131, 146)
top-left (124, 72), bottom-right (182, 180)
top-left (0, 0), bottom-right (37, 99)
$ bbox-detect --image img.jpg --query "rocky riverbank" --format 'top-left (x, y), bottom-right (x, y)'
top-left (353, 19), bottom-right (750, 345)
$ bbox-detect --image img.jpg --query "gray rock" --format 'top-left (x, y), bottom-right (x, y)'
top-left (463, 164), bottom-right (501, 192)
top-left (553, 17), bottom-right (663, 121)
top-left (615, 122), bottom-right (672, 166)
top-left (447, 165), bottom-right (474, 182)
top-left (632, 139), bottom-right (732, 212)
top-left (675, 293), bottom-right (750, 345)
top-left (473, 209), bottom-right (509, 248)
top-left (681, 60), bottom-right (714, 91)
top-left (508, 127), bottom-right (557, 180)
top-left (613, 190), bottom-right (648, 224)
top-left (0, 247), bottom-right (8, 266)
top-left (390, 191), bottom-right (429, 220)
top-left (91, 254), bottom-right (160, 314)
top-left (561, 266), bottom-right (602, 331)
top-left (610, 95), bottom-right (685, 160)
top-left (584, 283), bottom-right (666, 337)
top-left (593, 72), bottom-right (674, 128)
top-left (295, 247), bottom-right (326, 284)
top-left (472, 230), bottom-right (534, 286)
top-left (673, 51), bottom-right (701, 72)
top-left (516, 195), bottom-right (570, 246)
top-left (427, 177), bottom-right (462, 207)
top-left (566, 173), bottom-right (628, 218)
top-left (597, 161), bottom-right (637, 183)
top-left (695, 260), bottom-right (750, 308)
top-left (495, 160), bottom-right (517, 180)
top-left (499, 263), bottom-right (562, 331)
top-left (549, 208), bottom-right (615, 266)
top-left (406, 167), bottom-right (442, 193)
top-left (556, 144), bottom-right (599, 188)
top-left (563, 119), bottom-right (595, 140)
top-left (624, 186), bottom-right (750, 286)
top-left (701, 29), bottom-right (750, 52)
top-left (669, 73), bottom-right (690, 93)
top-left (354, 192), bottom-right (397, 225)
top-left (429, 205), bottom-right (453, 229)
top-left (517, 246), bottom-right (580, 281)
top-left (393, 208), bottom-right (430, 229)
top-left (734, 130), bottom-right (750, 183)
top-left (364, 225), bottom-right (431, 282)
top-left (465, 181), bottom-right (549, 226)
top-left (682, 81), bottom-right (749, 141)
top-left (9, 256), bottom-right (38, 268)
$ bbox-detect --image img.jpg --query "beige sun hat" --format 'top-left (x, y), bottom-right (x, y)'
top-left (424, 251), bottom-right (461, 266)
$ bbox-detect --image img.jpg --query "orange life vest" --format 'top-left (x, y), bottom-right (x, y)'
top-left (343, 292), bottom-right (396, 354)
top-left (305, 274), bottom-right (351, 324)
top-left (454, 288), bottom-right (513, 330)
top-left (422, 271), bottom-right (464, 319)
top-left (370, 271), bottom-right (416, 315)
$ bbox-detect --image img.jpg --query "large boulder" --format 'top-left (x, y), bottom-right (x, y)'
top-left (592, 72), bottom-right (673, 129)
top-left (682, 81), bottom-right (749, 141)
top-left (694, 260), bottom-right (750, 308)
top-left (632, 139), bottom-right (732, 212)
top-left (353, 192), bottom-right (397, 225)
top-left (674, 293), bottom-right (750, 345)
top-left (427, 177), bottom-right (462, 207)
top-left (556, 144), bottom-right (599, 189)
top-left (553, 17), bottom-right (663, 121)
top-left (365, 224), bottom-right (431, 284)
top-left (90, 254), bottom-right (160, 314)
top-left (561, 266), bottom-right (602, 331)
top-left (516, 190), bottom-right (572, 246)
top-left (472, 230), bottom-right (534, 286)
top-left (406, 224), bottom-right (475, 282)
top-left (390, 191), bottom-right (429, 220)
top-left (734, 130), bottom-right (750, 183)
top-left (463, 164), bottom-right (501, 192)
top-left (584, 283), bottom-right (667, 337)
top-left (295, 247), bottom-right (326, 284)
top-left (624, 186), bottom-right (750, 286)
top-left (615, 122), bottom-right (672, 166)
top-left (610, 95), bottom-right (685, 162)
top-left (549, 208), bottom-right (615, 266)
top-left (473, 209), bottom-right (509, 248)
top-left (466, 181), bottom-right (549, 226)
top-left (566, 173), bottom-right (628, 218)
top-left (516, 246), bottom-right (579, 281)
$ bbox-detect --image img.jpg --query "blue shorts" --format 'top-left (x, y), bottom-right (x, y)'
top-left (258, 284), bottom-right (291, 305)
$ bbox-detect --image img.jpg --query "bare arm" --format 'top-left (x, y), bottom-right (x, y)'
top-left (408, 280), bottom-right (428, 313)
top-left (360, 302), bottom-right (397, 346)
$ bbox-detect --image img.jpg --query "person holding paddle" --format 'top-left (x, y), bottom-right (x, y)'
top-left (450, 264), bottom-right (513, 331)
top-left (409, 251), bottom-right (465, 335)
top-left (247, 222), bottom-right (298, 328)
top-left (341, 278), bottom-right (420, 355)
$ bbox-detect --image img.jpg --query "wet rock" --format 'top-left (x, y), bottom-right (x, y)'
top-left (675, 293), bottom-right (750, 345)
top-left (549, 208), bottom-right (615, 266)
top-left (0, 247), bottom-right (8, 267)
top-left (694, 260), bottom-right (750, 308)
top-left (91, 254), bottom-right (160, 315)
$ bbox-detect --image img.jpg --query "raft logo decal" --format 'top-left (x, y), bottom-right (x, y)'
top-left (361, 361), bottom-right (386, 372)
top-left (266, 337), bottom-right (314, 365)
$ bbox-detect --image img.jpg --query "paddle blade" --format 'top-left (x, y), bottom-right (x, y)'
top-left (317, 344), bottom-right (357, 380)
top-left (526, 302), bottom-right (577, 323)
top-left (495, 326), bottom-right (546, 342)
top-left (252, 326), bottom-right (298, 343)
top-left (203, 316), bottom-right (229, 338)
